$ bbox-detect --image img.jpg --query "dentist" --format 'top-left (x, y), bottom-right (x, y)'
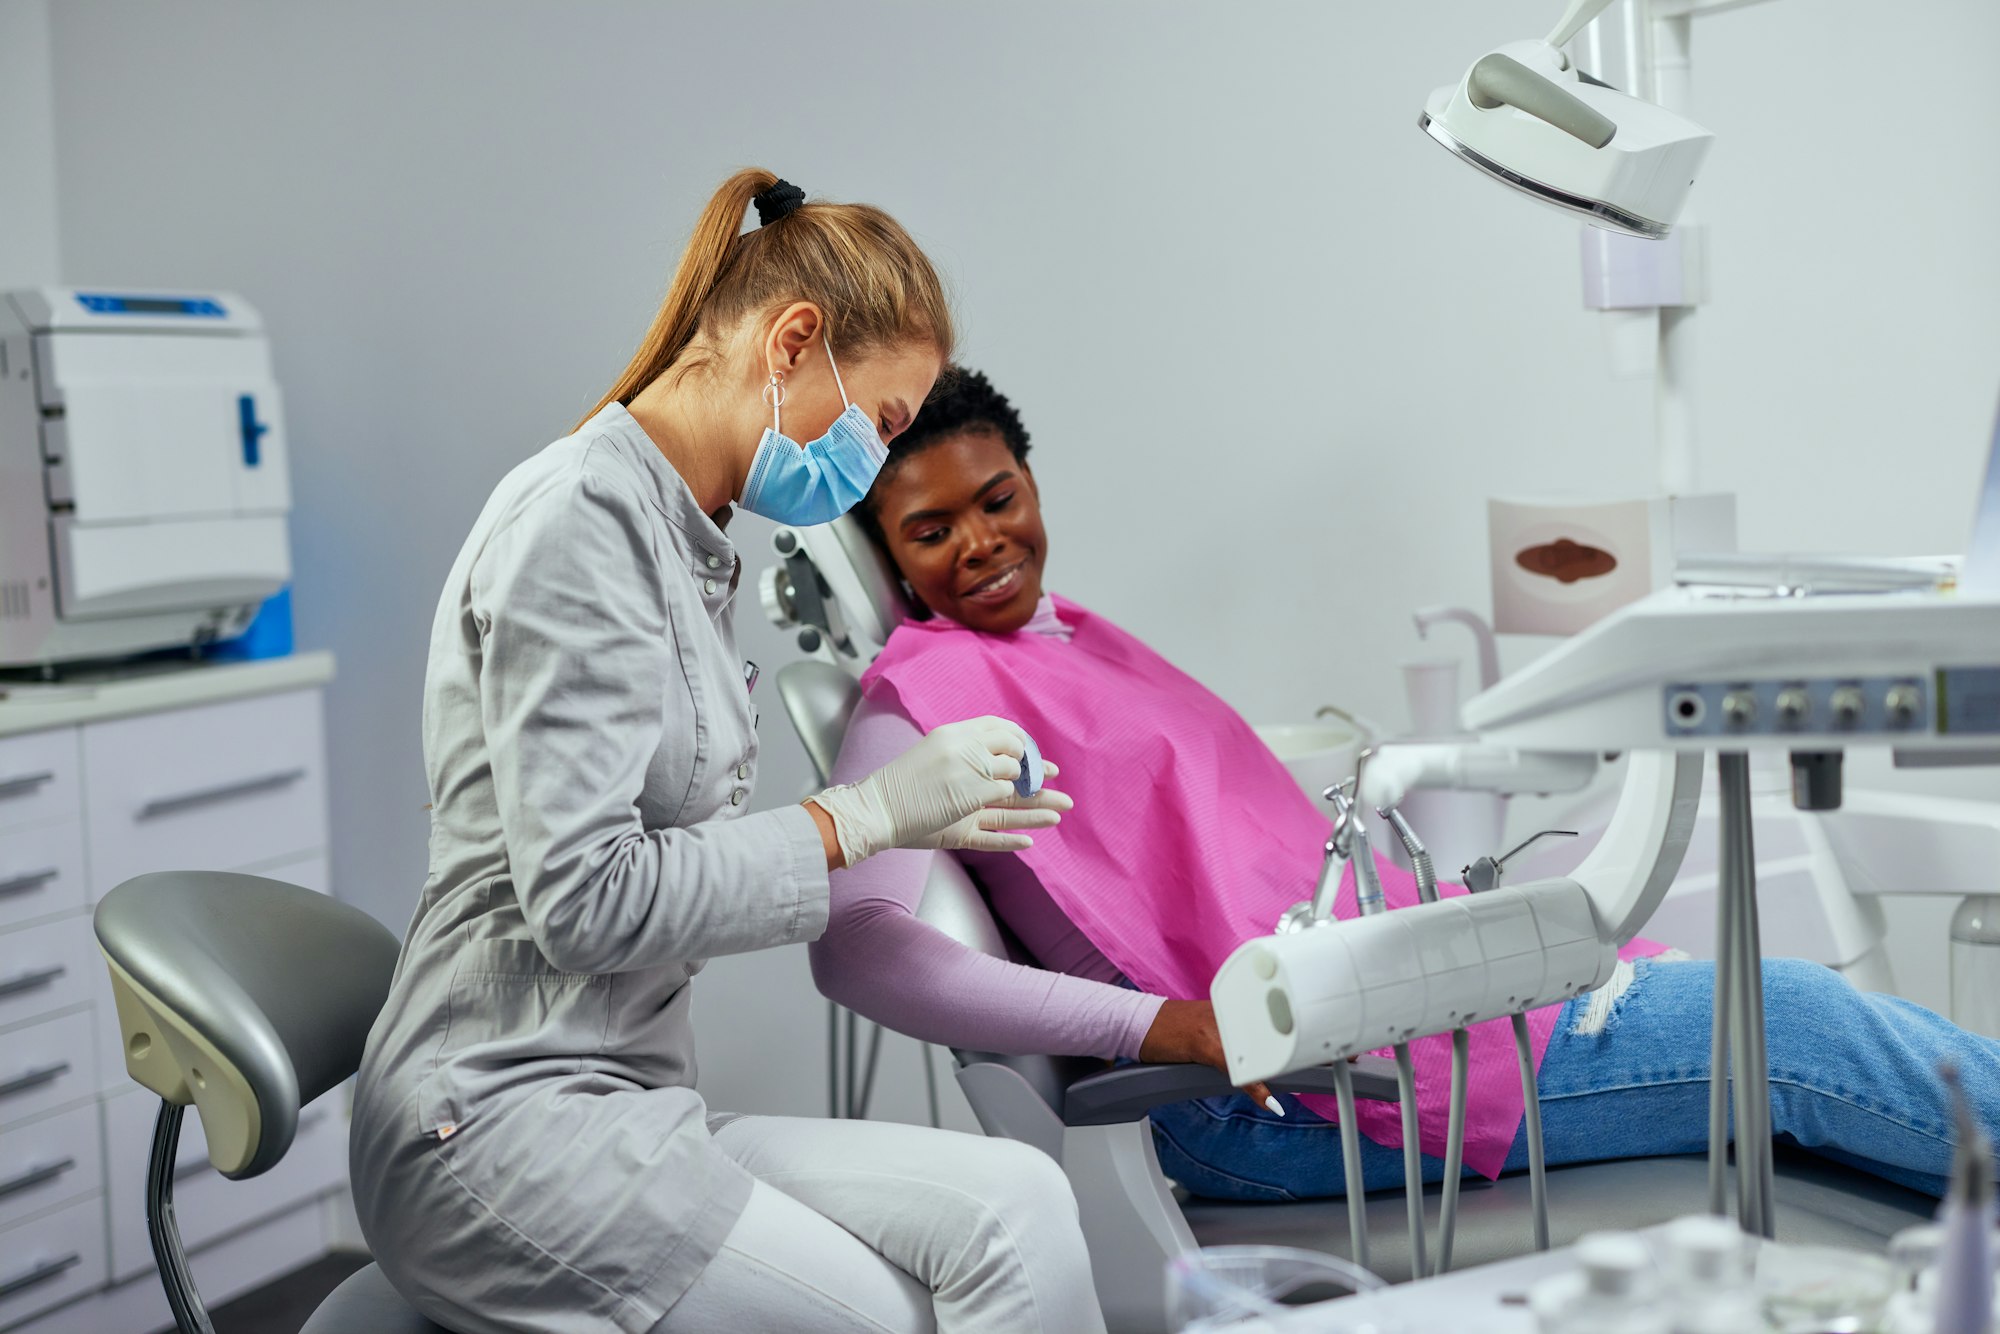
top-left (351, 171), bottom-right (1097, 1334)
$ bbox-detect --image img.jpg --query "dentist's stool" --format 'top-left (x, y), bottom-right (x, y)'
top-left (94, 871), bottom-right (450, 1334)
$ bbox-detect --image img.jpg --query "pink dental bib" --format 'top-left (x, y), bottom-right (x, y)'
top-left (862, 595), bottom-right (1661, 1179)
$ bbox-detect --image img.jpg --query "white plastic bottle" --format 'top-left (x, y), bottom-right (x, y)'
top-left (1662, 1215), bottom-right (1759, 1334)
top-left (1530, 1231), bottom-right (1671, 1334)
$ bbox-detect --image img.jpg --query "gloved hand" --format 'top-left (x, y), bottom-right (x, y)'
top-left (809, 716), bottom-right (1073, 867)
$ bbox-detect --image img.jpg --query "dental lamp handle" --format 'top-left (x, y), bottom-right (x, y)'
top-left (1468, 53), bottom-right (1617, 149)
top-left (1357, 743), bottom-right (1599, 813)
top-left (1412, 606), bottom-right (1501, 692)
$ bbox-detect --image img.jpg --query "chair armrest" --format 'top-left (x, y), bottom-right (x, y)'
top-left (1060, 1056), bottom-right (1401, 1128)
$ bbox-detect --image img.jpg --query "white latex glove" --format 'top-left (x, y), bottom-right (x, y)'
top-left (810, 716), bottom-right (1073, 866)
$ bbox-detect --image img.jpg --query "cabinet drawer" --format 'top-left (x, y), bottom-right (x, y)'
top-left (0, 1012), bottom-right (93, 1131)
top-left (0, 731), bottom-right (81, 836)
top-left (81, 689), bottom-right (327, 901)
top-left (0, 822), bottom-right (85, 934)
top-left (106, 1085), bottom-right (346, 1282)
top-left (0, 1193), bottom-right (105, 1331)
top-left (0, 1106), bottom-right (102, 1232)
top-left (0, 916), bottom-right (93, 1033)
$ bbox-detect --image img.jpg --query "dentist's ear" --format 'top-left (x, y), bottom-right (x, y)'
top-left (761, 301), bottom-right (826, 377)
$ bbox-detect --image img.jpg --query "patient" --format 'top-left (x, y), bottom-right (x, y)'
top-left (810, 368), bottom-right (2000, 1200)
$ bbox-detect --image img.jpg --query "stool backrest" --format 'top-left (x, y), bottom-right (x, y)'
top-left (94, 871), bottom-right (399, 1179)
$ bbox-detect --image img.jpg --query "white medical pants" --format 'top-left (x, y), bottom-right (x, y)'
top-left (652, 1115), bottom-right (1106, 1333)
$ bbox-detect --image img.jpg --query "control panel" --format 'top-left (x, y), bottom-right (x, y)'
top-left (1663, 676), bottom-right (1929, 740)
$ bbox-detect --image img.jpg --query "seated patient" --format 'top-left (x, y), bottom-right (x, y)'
top-left (811, 368), bottom-right (2000, 1201)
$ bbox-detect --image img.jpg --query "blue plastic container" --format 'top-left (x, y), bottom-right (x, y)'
top-left (210, 587), bottom-right (294, 660)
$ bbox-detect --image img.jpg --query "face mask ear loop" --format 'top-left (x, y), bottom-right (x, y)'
top-left (823, 334), bottom-right (851, 408)
top-left (763, 369), bottom-right (787, 435)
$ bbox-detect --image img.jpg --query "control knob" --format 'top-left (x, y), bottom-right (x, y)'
top-left (1829, 686), bottom-right (1866, 728)
top-left (1775, 688), bottom-right (1811, 728)
top-left (1884, 684), bottom-right (1923, 729)
top-left (1721, 691), bottom-right (1757, 730)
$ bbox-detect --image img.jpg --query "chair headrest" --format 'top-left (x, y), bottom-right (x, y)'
top-left (798, 515), bottom-right (911, 661)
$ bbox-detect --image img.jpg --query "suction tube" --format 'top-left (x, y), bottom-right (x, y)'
top-left (1393, 1043), bottom-right (1428, 1278)
top-left (1436, 1027), bottom-right (1471, 1273)
top-left (1513, 1012), bottom-right (1551, 1251)
top-left (1333, 1058), bottom-right (1369, 1272)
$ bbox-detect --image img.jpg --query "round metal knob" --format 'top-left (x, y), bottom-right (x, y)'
top-left (1885, 684), bottom-right (1923, 728)
top-left (1722, 691), bottom-right (1757, 729)
top-left (1829, 686), bottom-right (1865, 727)
top-left (1775, 689), bottom-right (1811, 727)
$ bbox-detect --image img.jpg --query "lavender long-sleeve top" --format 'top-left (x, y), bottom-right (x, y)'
top-left (808, 599), bottom-right (1166, 1061)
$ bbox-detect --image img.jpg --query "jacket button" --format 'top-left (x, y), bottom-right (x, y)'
top-left (703, 578), bottom-right (718, 595)
top-left (737, 762), bottom-right (751, 780)
top-left (729, 788), bottom-right (747, 806)
top-left (706, 554), bottom-right (722, 569)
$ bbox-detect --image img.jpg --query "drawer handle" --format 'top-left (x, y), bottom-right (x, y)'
top-left (0, 1061), bottom-right (70, 1100)
top-left (0, 1156), bottom-right (76, 1201)
top-left (0, 772), bottom-right (55, 802)
top-left (138, 767), bottom-right (307, 820)
top-left (0, 1253), bottom-right (81, 1300)
top-left (0, 868), bottom-right (59, 899)
top-left (173, 1105), bottom-right (326, 1181)
top-left (0, 964), bottom-right (64, 999)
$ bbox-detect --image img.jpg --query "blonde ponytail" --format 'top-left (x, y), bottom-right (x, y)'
top-left (583, 169), bottom-right (953, 425)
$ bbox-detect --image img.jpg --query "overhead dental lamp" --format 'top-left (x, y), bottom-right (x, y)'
top-left (1420, 0), bottom-right (1714, 238)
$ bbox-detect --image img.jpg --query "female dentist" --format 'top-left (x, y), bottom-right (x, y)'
top-left (350, 171), bottom-right (1099, 1334)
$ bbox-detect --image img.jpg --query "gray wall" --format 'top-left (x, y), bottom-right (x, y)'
top-left (0, 0), bottom-right (59, 287)
top-left (33, 0), bottom-right (2000, 1117)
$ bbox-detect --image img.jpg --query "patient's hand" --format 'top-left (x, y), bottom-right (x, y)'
top-left (1140, 1000), bottom-right (1276, 1113)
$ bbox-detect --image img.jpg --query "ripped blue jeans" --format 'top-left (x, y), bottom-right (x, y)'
top-left (1150, 958), bottom-right (2000, 1201)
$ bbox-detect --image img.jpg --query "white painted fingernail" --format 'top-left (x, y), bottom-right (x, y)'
top-left (1264, 1096), bottom-right (1285, 1117)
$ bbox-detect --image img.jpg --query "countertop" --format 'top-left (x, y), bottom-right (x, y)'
top-left (0, 650), bottom-right (337, 737)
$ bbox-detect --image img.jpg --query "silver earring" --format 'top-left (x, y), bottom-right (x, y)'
top-left (762, 371), bottom-right (787, 432)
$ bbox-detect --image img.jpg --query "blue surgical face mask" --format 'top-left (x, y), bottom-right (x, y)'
top-left (738, 337), bottom-right (888, 526)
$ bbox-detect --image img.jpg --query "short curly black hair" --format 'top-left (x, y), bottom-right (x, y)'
top-left (855, 365), bottom-right (1031, 547)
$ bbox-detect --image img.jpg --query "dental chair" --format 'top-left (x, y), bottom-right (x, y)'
top-left (94, 871), bottom-right (449, 1334)
top-left (765, 517), bottom-right (1939, 1333)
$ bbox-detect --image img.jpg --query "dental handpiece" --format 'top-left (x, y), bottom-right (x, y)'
top-left (1308, 834), bottom-right (1347, 923)
top-left (1309, 785), bottom-right (1356, 922)
top-left (1379, 807), bottom-right (1438, 904)
top-left (1349, 819), bottom-right (1387, 917)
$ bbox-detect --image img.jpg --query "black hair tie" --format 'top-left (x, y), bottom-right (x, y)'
top-left (753, 179), bottom-right (806, 226)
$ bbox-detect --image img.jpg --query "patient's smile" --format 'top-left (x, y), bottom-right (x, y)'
top-left (962, 561), bottom-right (1027, 602)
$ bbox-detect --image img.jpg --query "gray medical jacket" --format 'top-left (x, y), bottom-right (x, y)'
top-left (351, 403), bottom-right (829, 1334)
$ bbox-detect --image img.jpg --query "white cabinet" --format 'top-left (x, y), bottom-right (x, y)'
top-left (0, 732), bottom-right (82, 836)
top-left (0, 664), bottom-right (340, 1332)
top-left (79, 689), bottom-right (327, 901)
top-left (0, 1196), bottom-right (107, 1331)
top-left (0, 824), bottom-right (87, 938)
top-left (0, 1106), bottom-right (102, 1232)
